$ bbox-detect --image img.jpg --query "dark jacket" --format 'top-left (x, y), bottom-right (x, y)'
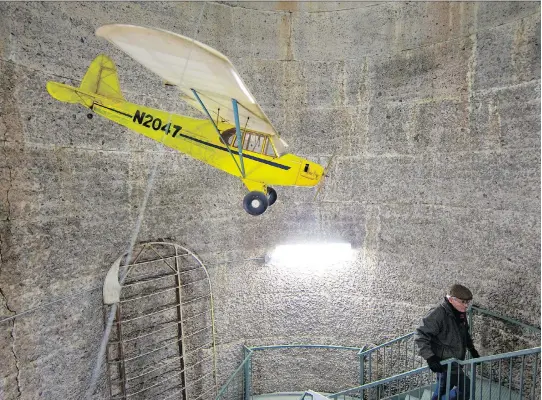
top-left (415, 298), bottom-right (475, 361)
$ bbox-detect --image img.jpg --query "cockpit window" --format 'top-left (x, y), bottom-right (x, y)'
top-left (220, 129), bottom-right (237, 147)
top-left (273, 136), bottom-right (289, 156)
top-left (220, 128), bottom-right (277, 158)
top-left (264, 139), bottom-right (276, 157)
top-left (244, 133), bottom-right (265, 152)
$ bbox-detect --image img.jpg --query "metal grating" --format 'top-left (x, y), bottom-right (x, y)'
top-left (103, 242), bottom-right (218, 400)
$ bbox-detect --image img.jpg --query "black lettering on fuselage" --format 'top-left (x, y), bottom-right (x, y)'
top-left (172, 125), bottom-right (181, 137)
top-left (132, 109), bottom-right (182, 137)
top-left (133, 110), bottom-right (145, 124)
top-left (152, 118), bottom-right (162, 130)
top-left (143, 114), bottom-right (153, 128)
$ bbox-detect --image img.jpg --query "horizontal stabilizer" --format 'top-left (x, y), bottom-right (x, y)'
top-left (47, 54), bottom-right (124, 107)
top-left (46, 81), bottom-right (91, 105)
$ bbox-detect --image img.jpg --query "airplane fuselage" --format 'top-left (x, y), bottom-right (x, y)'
top-left (88, 94), bottom-right (322, 190)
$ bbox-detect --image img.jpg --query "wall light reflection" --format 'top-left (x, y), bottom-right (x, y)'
top-left (265, 242), bottom-right (355, 271)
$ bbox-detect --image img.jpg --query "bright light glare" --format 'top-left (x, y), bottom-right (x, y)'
top-left (266, 243), bottom-right (355, 270)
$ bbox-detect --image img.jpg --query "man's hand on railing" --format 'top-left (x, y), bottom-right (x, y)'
top-left (427, 356), bottom-right (446, 373)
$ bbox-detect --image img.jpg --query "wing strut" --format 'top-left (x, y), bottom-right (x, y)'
top-left (191, 89), bottom-right (246, 178)
top-left (231, 99), bottom-right (247, 178)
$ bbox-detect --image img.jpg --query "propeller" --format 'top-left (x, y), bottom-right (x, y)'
top-left (313, 153), bottom-right (336, 201)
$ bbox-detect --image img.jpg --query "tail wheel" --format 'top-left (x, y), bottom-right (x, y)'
top-left (243, 191), bottom-right (269, 216)
top-left (267, 187), bottom-right (277, 206)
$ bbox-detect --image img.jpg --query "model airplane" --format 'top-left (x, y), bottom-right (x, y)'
top-left (47, 24), bottom-right (326, 215)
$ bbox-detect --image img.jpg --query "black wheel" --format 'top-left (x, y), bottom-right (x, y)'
top-left (243, 191), bottom-right (268, 216)
top-left (267, 187), bottom-right (277, 206)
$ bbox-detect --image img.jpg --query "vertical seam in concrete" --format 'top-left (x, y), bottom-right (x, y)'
top-left (0, 288), bottom-right (14, 314)
top-left (363, 204), bottom-right (381, 290)
top-left (0, 46), bottom-right (15, 400)
top-left (340, 60), bottom-right (346, 108)
top-left (0, 287), bottom-right (21, 399)
top-left (361, 57), bottom-right (370, 156)
top-left (404, 103), bottom-right (418, 150)
top-left (0, 167), bottom-right (12, 266)
top-left (488, 96), bottom-right (503, 148)
top-left (459, 2), bottom-right (466, 35)
top-left (7, 3), bottom-right (13, 61)
top-left (466, 2), bottom-right (478, 124)
top-left (448, 3), bottom-right (453, 33)
top-left (287, 11), bottom-right (293, 61)
top-left (12, 319), bottom-right (22, 399)
top-left (1, 58), bottom-right (14, 277)
top-left (511, 17), bottom-right (527, 84)
top-left (393, 2), bottom-right (403, 50)
top-left (494, 96), bottom-right (502, 147)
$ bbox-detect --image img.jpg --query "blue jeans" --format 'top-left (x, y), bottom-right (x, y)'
top-left (431, 369), bottom-right (471, 400)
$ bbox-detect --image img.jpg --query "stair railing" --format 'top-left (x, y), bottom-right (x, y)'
top-left (359, 306), bottom-right (541, 389)
top-left (216, 344), bottom-right (367, 400)
top-left (359, 332), bottom-right (423, 389)
top-left (330, 346), bottom-right (541, 400)
top-left (468, 305), bottom-right (541, 336)
top-left (216, 307), bottom-right (540, 400)
top-left (216, 347), bottom-right (253, 400)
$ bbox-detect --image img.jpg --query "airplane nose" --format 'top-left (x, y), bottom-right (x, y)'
top-left (296, 162), bottom-right (324, 186)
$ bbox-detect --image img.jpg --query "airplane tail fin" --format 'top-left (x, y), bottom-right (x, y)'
top-left (79, 54), bottom-right (124, 100)
top-left (47, 54), bottom-right (124, 105)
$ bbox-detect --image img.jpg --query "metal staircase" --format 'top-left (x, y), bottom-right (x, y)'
top-left (216, 307), bottom-right (540, 400)
top-left (330, 347), bottom-right (540, 400)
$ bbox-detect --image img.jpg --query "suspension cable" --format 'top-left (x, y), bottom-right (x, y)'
top-left (86, 5), bottom-right (209, 397)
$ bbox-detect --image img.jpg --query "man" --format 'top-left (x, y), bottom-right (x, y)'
top-left (415, 284), bottom-right (480, 400)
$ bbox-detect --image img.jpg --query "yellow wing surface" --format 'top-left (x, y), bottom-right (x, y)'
top-left (46, 55), bottom-right (322, 190)
top-left (95, 24), bottom-right (282, 141)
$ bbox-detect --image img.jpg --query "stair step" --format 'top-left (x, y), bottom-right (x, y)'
top-left (421, 390), bottom-right (432, 400)
top-left (405, 388), bottom-right (431, 400)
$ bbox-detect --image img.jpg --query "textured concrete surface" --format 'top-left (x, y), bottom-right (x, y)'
top-left (0, 1), bottom-right (540, 399)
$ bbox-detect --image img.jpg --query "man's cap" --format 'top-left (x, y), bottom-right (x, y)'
top-left (449, 284), bottom-right (473, 300)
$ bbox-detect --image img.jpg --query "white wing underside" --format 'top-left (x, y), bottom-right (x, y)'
top-left (96, 24), bottom-right (278, 136)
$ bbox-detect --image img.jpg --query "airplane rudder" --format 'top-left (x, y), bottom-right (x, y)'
top-left (80, 54), bottom-right (124, 101)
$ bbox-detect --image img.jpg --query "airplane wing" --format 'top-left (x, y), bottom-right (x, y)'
top-left (96, 24), bottom-right (279, 136)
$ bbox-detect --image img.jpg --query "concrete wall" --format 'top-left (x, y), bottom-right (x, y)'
top-left (0, 1), bottom-right (539, 399)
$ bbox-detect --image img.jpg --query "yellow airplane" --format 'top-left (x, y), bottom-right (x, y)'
top-left (46, 24), bottom-right (325, 215)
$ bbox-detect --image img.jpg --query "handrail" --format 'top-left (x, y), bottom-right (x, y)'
top-left (215, 350), bottom-right (253, 400)
top-left (329, 346), bottom-right (541, 399)
top-left (361, 305), bottom-right (541, 356)
top-left (440, 346), bottom-right (541, 365)
top-left (249, 344), bottom-right (366, 352)
top-left (470, 305), bottom-right (541, 333)
top-left (359, 332), bottom-right (415, 355)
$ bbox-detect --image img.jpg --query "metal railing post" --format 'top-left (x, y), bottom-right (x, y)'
top-left (445, 362), bottom-right (452, 399)
top-left (531, 353), bottom-right (538, 400)
top-left (469, 360), bottom-right (476, 400)
top-left (359, 350), bottom-right (365, 400)
top-left (244, 346), bottom-right (252, 400)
